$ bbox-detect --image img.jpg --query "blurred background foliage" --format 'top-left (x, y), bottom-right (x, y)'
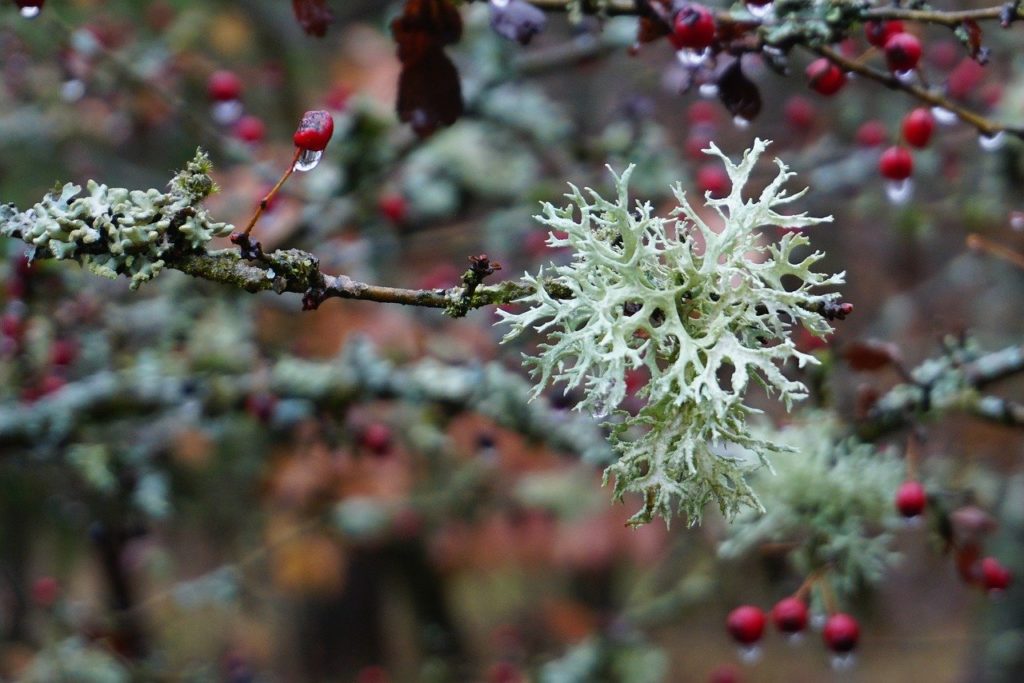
top-left (1, 0), bottom-right (1024, 681)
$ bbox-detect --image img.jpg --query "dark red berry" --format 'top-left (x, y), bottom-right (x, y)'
top-left (31, 576), bottom-right (59, 607)
top-left (234, 115), bottom-right (266, 143)
top-left (895, 480), bottom-right (927, 517)
top-left (293, 110), bottom-right (334, 151)
top-left (822, 613), bottom-right (859, 653)
top-left (697, 164), bottom-right (729, 198)
top-left (947, 58), bottom-right (984, 99)
top-left (771, 597), bottom-right (808, 634)
top-left (879, 146), bottom-right (913, 180)
top-left (50, 339), bottom-right (77, 367)
top-left (855, 120), bottom-right (887, 147)
top-left (864, 20), bottom-right (903, 48)
top-left (670, 4), bottom-right (716, 50)
top-left (901, 108), bottom-right (935, 148)
top-left (884, 32), bottom-right (922, 73)
top-left (362, 423), bottom-right (392, 456)
top-left (981, 557), bottom-right (1012, 592)
top-left (378, 193), bottom-right (408, 224)
top-left (726, 605), bottom-right (766, 645)
top-left (806, 58), bottom-right (846, 96)
top-left (207, 70), bottom-right (242, 102)
top-left (784, 95), bottom-right (816, 129)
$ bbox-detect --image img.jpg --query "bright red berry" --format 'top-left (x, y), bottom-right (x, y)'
top-left (771, 597), bottom-right (808, 634)
top-left (901, 108), bottom-right (935, 148)
top-left (697, 164), bottom-right (730, 198)
top-left (726, 605), bottom-right (766, 645)
top-left (981, 557), bottom-right (1012, 592)
top-left (293, 110), bottom-right (334, 151)
top-left (884, 32), bottom-right (922, 72)
top-left (670, 5), bottom-right (716, 50)
top-left (856, 120), bottom-right (887, 147)
top-left (207, 70), bottom-right (242, 102)
top-left (234, 115), bottom-right (266, 143)
top-left (378, 193), bottom-right (408, 224)
top-left (784, 95), bottom-right (816, 129)
top-left (822, 613), bottom-right (860, 653)
top-left (31, 576), bottom-right (60, 607)
top-left (806, 58), bottom-right (846, 96)
top-left (895, 480), bottom-right (927, 517)
top-left (864, 20), bottom-right (903, 48)
top-left (879, 146), bottom-right (913, 180)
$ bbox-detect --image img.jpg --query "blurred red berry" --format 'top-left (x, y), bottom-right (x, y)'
top-left (927, 40), bottom-right (959, 70)
top-left (784, 95), bottom-right (816, 129)
top-left (207, 70), bottom-right (242, 102)
top-left (947, 58), bottom-right (985, 99)
top-left (362, 422), bottom-right (392, 456)
top-left (855, 120), bottom-right (887, 147)
top-left (901, 108), bottom-right (935, 148)
top-left (708, 664), bottom-right (741, 683)
top-left (697, 164), bottom-right (729, 198)
top-left (806, 58), bottom-right (846, 96)
top-left (378, 193), bottom-right (408, 224)
top-left (895, 480), bottom-right (927, 518)
top-left (864, 20), bottom-right (903, 48)
top-left (771, 597), bottom-right (808, 634)
top-left (50, 339), bottom-right (77, 367)
top-left (823, 613), bottom-right (859, 653)
top-left (487, 662), bottom-right (525, 683)
top-left (670, 4), bottom-right (716, 50)
top-left (685, 133), bottom-right (713, 161)
top-left (31, 576), bottom-right (59, 607)
top-left (726, 605), bottom-right (766, 645)
top-left (884, 32), bottom-right (922, 72)
top-left (325, 84), bottom-right (352, 110)
top-left (879, 146), bottom-right (913, 180)
top-left (687, 100), bottom-right (719, 127)
top-left (293, 110), bottom-right (334, 151)
top-left (355, 666), bottom-right (390, 683)
top-left (234, 115), bottom-right (266, 143)
top-left (981, 557), bottom-right (1012, 592)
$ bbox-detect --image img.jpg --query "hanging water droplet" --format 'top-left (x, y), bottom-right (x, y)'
top-left (901, 515), bottom-right (924, 529)
top-left (211, 100), bottom-right (243, 125)
top-left (738, 644), bottom-right (762, 664)
top-left (293, 148), bottom-right (323, 172)
top-left (490, 0), bottom-right (510, 7)
top-left (698, 82), bottom-right (719, 98)
top-left (20, 6), bottom-right (41, 18)
top-left (830, 653), bottom-right (857, 671)
top-left (931, 106), bottom-right (957, 126)
top-left (979, 131), bottom-right (1005, 152)
top-left (784, 632), bottom-right (805, 646)
top-left (60, 79), bottom-right (86, 103)
top-left (746, 3), bottom-right (774, 19)
top-left (810, 612), bottom-right (827, 631)
top-left (675, 47), bottom-right (710, 67)
top-left (1010, 211), bottom-right (1024, 232)
top-left (733, 115), bottom-right (751, 129)
top-left (895, 69), bottom-right (916, 84)
top-left (885, 179), bottom-right (914, 205)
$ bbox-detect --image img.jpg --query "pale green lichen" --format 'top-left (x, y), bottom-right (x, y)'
top-left (499, 139), bottom-right (845, 526)
top-left (0, 149), bottom-right (232, 289)
top-left (718, 414), bottom-right (904, 599)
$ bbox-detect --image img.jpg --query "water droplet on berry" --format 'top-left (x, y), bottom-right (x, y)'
top-left (675, 47), bottom-right (710, 67)
top-left (1010, 211), bottom-right (1024, 232)
top-left (20, 6), bottom-right (41, 18)
top-left (979, 131), bottom-right (1005, 152)
top-left (293, 148), bottom-right (323, 172)
top-left (698, 83), bottom-right (719, 98)
top-left (830, 653), bottom-right (857, 671)
top-left (733, 116), bottom-right (751, 129)
top-left (931, 106), bottom-right (957, 125)
top-left (60, 78), bottom-right (85, 102)
top-left (211, 100), bottom-right (243, 125)
top-left (746, 3), bottom-right (774, 19)
top-left (895, 69), bottom-right (917, 84)
top-left (885, 178), bottom-right (914, 205)
top-left (737, 644), bottom-right (762, 664)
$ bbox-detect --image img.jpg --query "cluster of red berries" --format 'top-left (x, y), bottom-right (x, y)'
top-left (726, 600), bottom-right (860, 656)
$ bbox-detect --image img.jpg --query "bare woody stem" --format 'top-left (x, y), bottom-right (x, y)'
top-left (240, 148), bottom-right (302, 237)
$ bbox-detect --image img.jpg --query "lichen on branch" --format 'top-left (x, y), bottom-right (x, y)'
top-left (498, 139), bottom-right (845, 526)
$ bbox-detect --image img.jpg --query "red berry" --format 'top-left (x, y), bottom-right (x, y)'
top-left (855, 120), bottom-right (887, 147)
top-left (697, 164), bottom-right (730, 198)
top-left (685, 133), bottom-right (713, 161)
top-left (670, 5), bottom-right (716, 50)
top-left (884, 32), bottom-right (922, 73)
top-left (928, 40), bottom-right (960, 70)
top-left (771, 597), bottom-right (808, 634)
top-left (864, 20), bottom-right (903, 48)
top-left (726, 605), bottom-right (766, 645)
top-left (895, 480), bottom-right (927, 517)
top-left (806, 58), bottom-right (846, 96)
top-left (879, 146), bottom-right (913, 180)
top-left (325, 84), bottom-right (352, 111)
top-left (207, 70), bottom-right (242, 102)
top-left (293, 110), bottom-right (334, 152)
top-left (708, 664), bottom-right (741, 683)
top-left (234, 115), bottom-right (266, 143)
top-left (50, 339), bottom-right (77, 367)
top-left (901, 108), bottom-right (935, 148)
top-left (784, 95), bottom-right (816, 129)
top-left (981, 557), bottom-right (1012, 592)
top-left (378, 193), bottom-right (408, 224)
top-left (362, 422), bottom-right (392, 456)
top-left (687, 100), bottom-right (719, 127)
top-left (822, 613), bottom-right (859, 653)
top-left (947, 58), bottom-right (985, 99)
top-left (31, 576), bottom-right (59, 607)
